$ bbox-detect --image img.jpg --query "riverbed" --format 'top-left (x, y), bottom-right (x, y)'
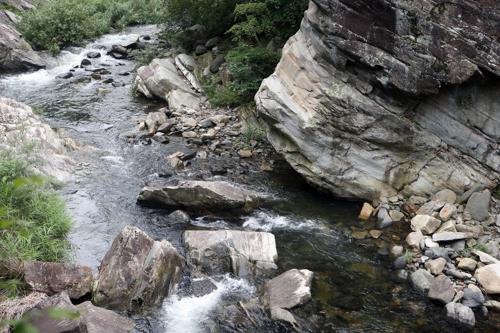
top-left (1, 26), bottom-right (498, 332)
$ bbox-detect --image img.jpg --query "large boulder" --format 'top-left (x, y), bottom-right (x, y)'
top-left (93, 226), bottom-right (184, 311)
top-left (465, 189), bottom-right (491, 221)
top-left (23, 261), bottom-right (93, 299)
top-left (183, 230), bottom-right (278, 277)
top-left (266, 269), bottom-right (313, 326)
top-left (76, 301), bottom-right (135, 333)
top-left (255, 0), bottom-right (499, 200)
top-left (0, 97), bottom-right (74, 182)
top-left (138, 180), bottom-right (268, 213)
top-left (135, 58), bottom-right (192, 99)
top-left (0, 292), bottom-right (48, 333)
top-left (0, 5), bottom-right (44, 73)
top-left (475, 264), bottom-right (500, 294)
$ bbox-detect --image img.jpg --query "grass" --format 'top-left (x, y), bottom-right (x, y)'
top-left (0, 152), bottom-right (72, 299)
top-left (18, 0), bottom-right (167, 54)
top-left (403, 250), bottom-right (413, 263)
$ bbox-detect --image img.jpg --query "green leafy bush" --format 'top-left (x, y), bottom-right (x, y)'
top-left (0, 153), bottom-right (72, 297)
top-left (164, 0), bottom-right (239, 36)
top-left (19, 0), bottom-right (166, 54)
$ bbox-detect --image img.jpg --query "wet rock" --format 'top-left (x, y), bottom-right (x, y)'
top-left (475, 264), bottom-right (500, 294)
top-left (457, 258), bottom-right (477, 272)
top-left (393, 256), bottom-right (407, 269)
top-left (428, 275), bottom-right (455, 304)
top-left (206, 37), bottom-right (220, 48)
top-left (179, 278), bottom-right (218, 298)
top-left (111, 44), bottom-right (128, 55)
top-left (56, 72), bottom-right (73, 79)
top-left (86, 51), bottom-right (101, 59)
top-left (195, 44), bottom-right (207, 55)
top-left (465, 190), bottom-right (491, 222)
top-left (94, 226), bottom-right (184, 311)
top-left (462, 285), bottom-right (485, 308)
top-left (425, 258), bottom-right (446, 275)
top-left (138, 180), bottom-right (267, 212)
top-left (157, 120), bottom-right (175, 133)
top-left (432, 232), bottom-right (472, 243)
top-left (433, 189), bottom-right (457, 204)
top-left (145, 111), bottom-right (167, 134)
top-left (411, 215), bottom-right (441, 235)
top-left (183, 230), bottom-right (278, 277)
top-left (389, 210), bottom-right (404, 222)
top-left (266, 269), bottom-right (313, 326)
top-left (377, 207), bottom-right (393, 228)
top-left (81, 58), bottom-right (91, 66)
top-left (409, 269), bottom-right (434, 293)
top-left (424, 247), bottom-right (454, 261)
top-left (23, 261), bottom-right (93, 299)
top-left (152, 132), bottom-right (169, 144)
top-left (445, 302), bottom-right (475, 326)
top-left (358, 202), bottom-right (374, 220)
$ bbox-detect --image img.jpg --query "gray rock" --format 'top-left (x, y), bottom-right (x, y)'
top-left (77, 301), bottom-right (134, 333)
top-left (25, 292), bottom-right (79, 333)
top-left (167, 89), bottom-right (202, 112)
top-left (416, 201), bottom-right (445, 216)
top-left (166, 210), bottom-right (190, 225)
top-left (195, 44), bottom-right (207, 55)
top-left (210, 54), bottom-right (225, 74)
top-left (411, 215), bottom-right (441, 235)
top-left (206, 36), bottom-right (220, 48)
top-left (445, 269), bottom-right (472, 280)
top-left (254, 0), bottom-right (499, 200)
top-left (183, 230), bottom-right (278, 278)
top-left (425, 258), bottom-right (446, 275)
top-left (465, 190), bottom-right (491, 222)
top-left (457, 258), bottom-right (477, 272)
top-left (145, 111), bottom-right (168, 134)
top-left (433, 189), bottom-right (457, 204)
top-left (94, 226), bottom-right (184, 311)
top-left (475, 264), bottom-right (500, 294)
top-left (138, 180), bottom-right (268, 212)
top-left (176, 53), bottom-right (196, 71)
top-left (81, 58), bottom-right (91, 66)
top-left (393, 256), bottom-right (407, 269)
top-left (409, 269), bottom-right (434, 293)
top-left (86, 51), bottom-right (101, 59)
top-left (428, 275), bottom-right (455, 304)
top-left (462, 285), bottom-right (485, 308)
top-left (439, 204), bottom-right (457, 221)
top-left (445, 302), bottom-right (475, 326)
top-left (377, 207), bottom-right (393, 228)
top-left (0, 20), bottom-right (44, 72)
top-left (432, 232), bottom-right (473, 242)
top-left (266, 269), bottom-right (313, 326)
top-left (23, 261), bottom-right (93, 299)
top-left (424, 247), bottom-right (454, 261)
top-left (179, 278), bottom-right (218, 298)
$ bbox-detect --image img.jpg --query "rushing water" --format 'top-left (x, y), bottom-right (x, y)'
top-left (1, 26), bottom-right (498, 332)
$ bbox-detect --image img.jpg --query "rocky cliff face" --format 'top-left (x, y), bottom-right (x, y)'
top-left (256, 0), bottom-right (500, 200)
top-left (0, 0), bottom-right (44, 72)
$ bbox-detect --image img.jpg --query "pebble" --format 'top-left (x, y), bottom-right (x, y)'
top-left (358, 202), bottom-right (374, 220)
top-left (238, 149), bottom-right (253, 158)
top-left (457, 258), bottom-right (477, 272)
top-left (369, 230), bottom-right (382, 239)
top-left (425, 258), bottom-right (446, 275)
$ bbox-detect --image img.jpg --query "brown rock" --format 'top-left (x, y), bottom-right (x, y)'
top-left (358, 202), bottom-right (374, 220)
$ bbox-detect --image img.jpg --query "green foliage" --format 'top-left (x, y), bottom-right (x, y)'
top-left (132, 45), bottom-right (163, 67)
top-left (19, 0), bottom-right (166, 54)
top-left (203, 77), bottom-right (241, 107)
top-left (164, 0), bottom-right (239, 36)
top-left (403, 250), bottom-right (413, 263)
top-left (0, 152), bottom-right (72, 297)
top-left (242, 125), bottom-right (265, 143)
top-left (226, 45), bottom-right (280, 102)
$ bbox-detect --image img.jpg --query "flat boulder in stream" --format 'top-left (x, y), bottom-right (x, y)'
top-left (138, 180), bottom-right (268, 213)
top-left (93, 226), bottom-right (184, 311)
top-left (266, 269), bottom-right (314, 326)
top-left (183, 230), bottom-right (278, 277)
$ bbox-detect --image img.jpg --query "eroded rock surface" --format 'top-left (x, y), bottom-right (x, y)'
top-left (93, 226), bottom-right (184, 311)
top-left (0, 97), bottom-right (74, 182)
top-left (0, 1), bottom-right (44, 72)
top-left (183, 230), bottom-right (278, 277)
top-left (255, 0), bottom-right (499, 200)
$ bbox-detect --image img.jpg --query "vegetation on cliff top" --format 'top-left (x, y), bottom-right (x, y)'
top-left (0, 152), bottom-right (72, 299)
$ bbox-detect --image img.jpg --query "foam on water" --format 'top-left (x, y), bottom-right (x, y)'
top-left (242, 210), bottom-right (323, 232)
top-left (162, 275), bottom-right (254, 333)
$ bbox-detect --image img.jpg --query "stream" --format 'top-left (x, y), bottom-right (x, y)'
top-left (1, 26), bottom-right (498, 332)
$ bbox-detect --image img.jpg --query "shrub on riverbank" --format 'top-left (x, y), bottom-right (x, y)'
top-left (19, 0), bottom-right (166, 54)
top-left (0, 153), bottom-right (72, 298)
top-left (164, 0), bottom-right (307, 106)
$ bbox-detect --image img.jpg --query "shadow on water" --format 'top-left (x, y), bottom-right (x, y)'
top-left (1, 26), bottom-right (499, 333)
